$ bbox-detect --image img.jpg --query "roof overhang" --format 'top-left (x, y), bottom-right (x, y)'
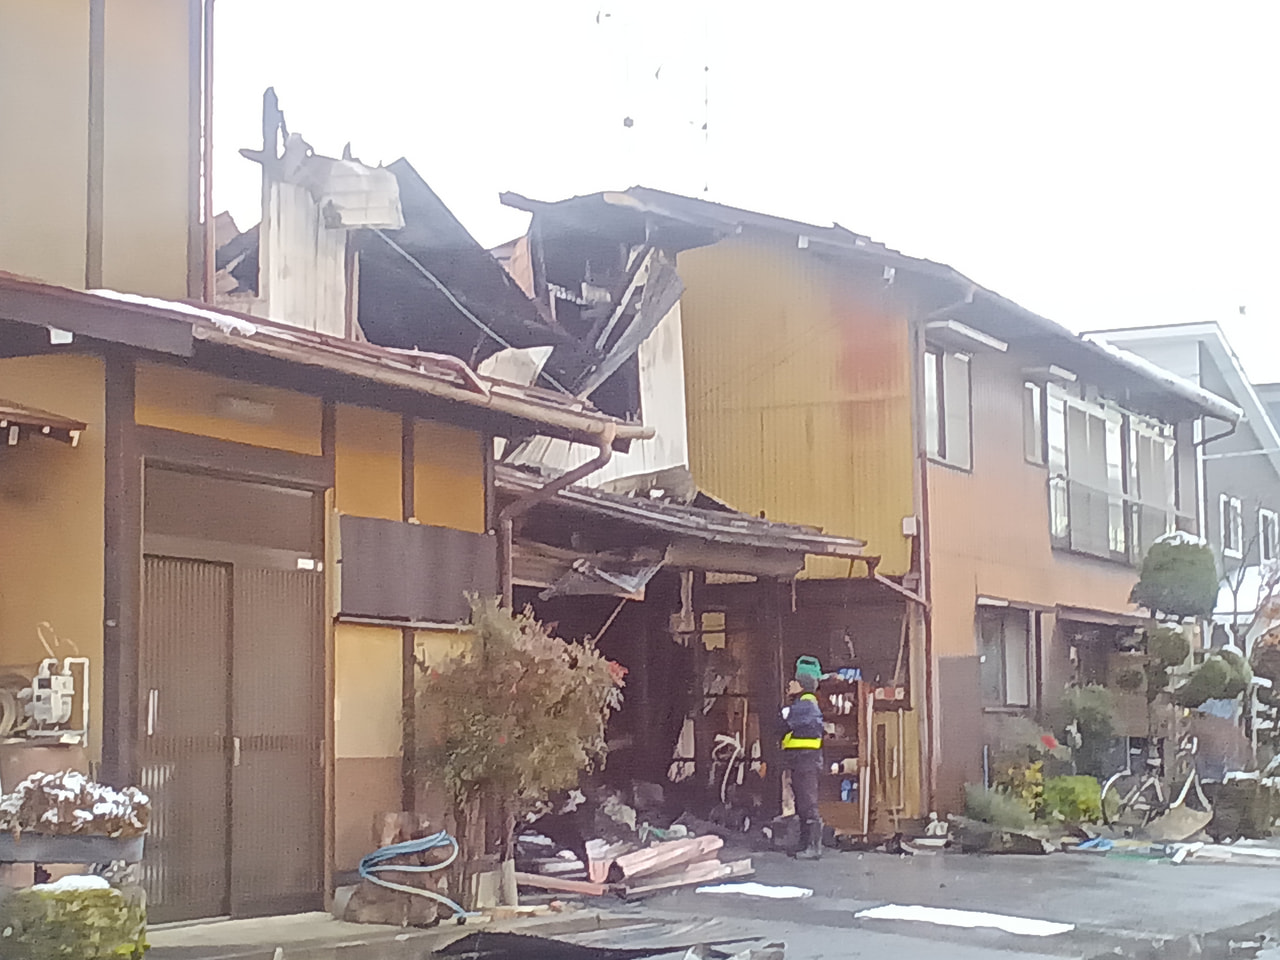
top-left (0, 273), bottom-right (646, 449)
top-left (0, 400), bottom-right (85, 447)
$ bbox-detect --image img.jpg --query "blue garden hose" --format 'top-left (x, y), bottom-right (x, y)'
top-left (358, 830), bottom-right (476, 919)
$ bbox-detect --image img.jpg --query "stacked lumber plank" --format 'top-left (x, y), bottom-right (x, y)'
top-left (515, 834), bottom-right (753, 898)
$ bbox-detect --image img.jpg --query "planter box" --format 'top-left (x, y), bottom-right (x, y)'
top-left (0, 833), bottom-right (144, 864)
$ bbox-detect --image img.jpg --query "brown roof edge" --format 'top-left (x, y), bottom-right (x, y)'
top-left (0, 272), bottom-right (193, 356)
top-left (194, 326), bottom-right (651, 447)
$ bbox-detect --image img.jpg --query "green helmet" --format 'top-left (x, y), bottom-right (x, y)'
top-left (795, 656), bottom-right (822, 681)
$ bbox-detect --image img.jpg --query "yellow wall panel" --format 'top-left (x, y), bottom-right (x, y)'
top-left (101, 0), bottom-right (193, 298)
top-left (134, 361), bottom-right (322, 454)
top-left (413, 420), bottom-right (486, 534)
top-left (0, 0), bottom-right (91, 287)
top-left (333, 623), bottom-right (401, 759)
top-left (334, 405), bottom-right (401, 520)
top-left (678, 236), bottom-right (916, 575)
top-left (0, 355), bottom-right (106, 757)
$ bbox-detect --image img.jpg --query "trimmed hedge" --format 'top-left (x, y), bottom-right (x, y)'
top-left (0, 885), bottom-right (147, 959)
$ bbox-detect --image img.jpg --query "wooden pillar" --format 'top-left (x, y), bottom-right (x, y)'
top-left (101, 353), bottom-right (140, 788)
top-left (753, 580), bottom-right (787, 818)
top-left (690, 573), bottom-right (712, 796)
top-left (400, 415), bottom-right (417, 812)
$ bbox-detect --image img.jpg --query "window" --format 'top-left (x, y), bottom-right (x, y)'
top-left (924, 348), bottom-right (972, 470)
top-left (1262, 509), bottom-right (1279, 563)
top-left (1221, 495), bottom-right (1243, 557)
top-left (1023, 382), bottom-right (1044, 464)
top-left (978, 606), bottom-right (1032, 708)
top-left (1045, 384), bottom-right (1177, 563)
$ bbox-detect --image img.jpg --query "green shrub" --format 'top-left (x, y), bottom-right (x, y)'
top-left (0, 885), bottom-right (147, 959)
top-left (963, 784), bottom-right (1034, 830)
top-left (1146, 625), bottom-right (1191, 668)
top-left (1112, 667), bottom-right (1146, 692)
top-left (1057, 684), bottom-right (1116, 739)
top-left (1174, 652), bottom-right (1253, 707)
top-left (1129, 536), bottom-right (1219, 620)
top-left (1043, 775), bottom-right (1103, 823)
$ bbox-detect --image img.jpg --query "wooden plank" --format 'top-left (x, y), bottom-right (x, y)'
top-left (512, 872), bottom-right (610, 897)
top-left (622, 858), bottom-right (753, 897)
top-left (609, 836), bottom-right (723, 881)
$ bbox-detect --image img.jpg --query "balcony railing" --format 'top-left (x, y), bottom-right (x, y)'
top-left (1049, 475), bottom-right (1178, 566)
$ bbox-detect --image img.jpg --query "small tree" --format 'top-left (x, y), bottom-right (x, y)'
top-left (1129, 532), bottom-right (1220, 621)
top-left (416, 597), bottom-right (624, 902)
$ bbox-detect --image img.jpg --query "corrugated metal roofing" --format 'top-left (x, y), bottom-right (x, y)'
top-left (497, 462), bottom-right (866, 558)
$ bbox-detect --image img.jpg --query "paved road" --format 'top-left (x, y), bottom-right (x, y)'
top-left (564, 847), bottom-right (1280, 960)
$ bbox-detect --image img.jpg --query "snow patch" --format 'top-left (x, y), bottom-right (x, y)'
top-left (696, 882), bottom-right (813, 899)
top-left (1155, 530), bottom-right (1208, 548)
top-left (89, 289), bottom-right (257, 336)
top-left (855, 904), bottom-right (1074, 937)
top-left (31, 874), bottom-right (111, 893)
top-left (1085, 337), bottom-right (1242, 422)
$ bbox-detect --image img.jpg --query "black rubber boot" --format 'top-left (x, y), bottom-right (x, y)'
top-left (796, 819), bottom-right (823, 860)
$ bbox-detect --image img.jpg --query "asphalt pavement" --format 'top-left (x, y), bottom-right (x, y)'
top-left (563, 845), bottom-right (1280, 960)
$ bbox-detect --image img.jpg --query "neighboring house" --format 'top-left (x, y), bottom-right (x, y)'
top-left (0, 7), bottom-right (645, 925)
top-left (489, 187), bottom-right (1240, 813)
top-left (1089, 324), bottom-right (1280, 652)
top-left (0, 285), bottom-right (640, 927)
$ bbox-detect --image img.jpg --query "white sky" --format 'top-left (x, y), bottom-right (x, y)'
top-left (212, 1), bottom-right (1280, 382)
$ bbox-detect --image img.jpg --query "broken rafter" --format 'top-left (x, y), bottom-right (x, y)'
top-left (588, 246), bottom-right (654, 353)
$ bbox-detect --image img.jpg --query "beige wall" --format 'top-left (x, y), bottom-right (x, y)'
top-left (101, 0), bottom-right (195, 299)
top-left (0, 0), bottom-right (195, 297)
top-left (0, 355), bottom-right (106, 758)
top-left (0, 0), bottom-right (91, 287)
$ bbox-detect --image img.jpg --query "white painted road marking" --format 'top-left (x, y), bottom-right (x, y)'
top-left (855, 904), bottom-right (1075, 937)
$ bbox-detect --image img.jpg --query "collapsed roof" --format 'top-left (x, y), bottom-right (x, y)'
top-left (501, 186), bottom-right (1240, 426)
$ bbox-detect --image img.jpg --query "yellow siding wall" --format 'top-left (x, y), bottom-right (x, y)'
top-left (678, 237), bottom-right (916, 576)
top-left (0, 0), bottom-right (91, 287)
top-left (413, 629), bottom-right (473, 824)
top-left (329, 409), bottom-right (485, 868)
top-left (0, 355), bottom-right (106, 757)
top-left (135, 362), bottom-right (323, 454)
top-left (101, 0), bottom-right (193, 299)
top-left (413, 420), bottom-right (486, 533)
top-left (333, 623), bottom-right (402, 870)
top-left (334, 405), bottom-right (401, 520)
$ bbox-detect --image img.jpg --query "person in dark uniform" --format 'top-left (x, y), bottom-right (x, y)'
top-left (781, 670), bottom-right (825, 860)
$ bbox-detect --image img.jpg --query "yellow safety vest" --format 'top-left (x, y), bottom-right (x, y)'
top-left (781, 693), bottom-right (822, 750)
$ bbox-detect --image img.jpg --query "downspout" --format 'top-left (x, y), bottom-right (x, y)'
top-left (497, 424), bottom-right (617, 607)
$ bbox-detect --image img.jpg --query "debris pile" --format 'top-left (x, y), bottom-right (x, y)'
top-left (0, 771), bottom-right (150, 838)
top-left (515, 783), bottom-right (753, 898)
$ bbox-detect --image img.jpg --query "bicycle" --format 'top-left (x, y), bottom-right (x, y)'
top-left (1100, 734), bottom-right (1212, 830)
